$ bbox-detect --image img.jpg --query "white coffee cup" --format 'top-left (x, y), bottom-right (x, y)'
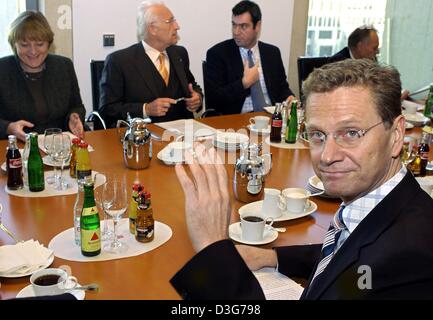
top-left (30, 268), bottom-right (78, 296)
top-left (249, 116), bottom-right (270, 130)
top-left (282, 187), bottom-right (310, 213)
top-left (416, 177), bottom-right (433, 198)
top-left (240, 214), bottom-right (274, 242)
top-left (167, 141), bottom-right (192, 162)
top-left (261, 188), bottom-right (285, 218)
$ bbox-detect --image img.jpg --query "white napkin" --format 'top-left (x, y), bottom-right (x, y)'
top-left (0, 239), bottom-right (53, 275)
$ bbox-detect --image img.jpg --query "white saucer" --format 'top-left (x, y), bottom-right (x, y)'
top-left (16, 282), bottom-right (85, 300)
top-left (404, 112), bottom-right (430, 126)
top-left (247, 124), bottom-right (271, 135)
top-left (264, 106), bottom-right (275, 114)
top-left (238, 200), bottom-right (317, 222)
top-left (1, 162), bottom-right (6, 172)
top-left (405, 122), bottom-right (414, 130)
top-left (308, 175), bottom-right (324, 191)
top-left (0, 255), bottom-right (54, 278)
top-left (157, 148), bottom-right (184, 165)
top-left (213, 132), bottom-right (249, 151)
top-left (229, 222), bottom-right (278, 245)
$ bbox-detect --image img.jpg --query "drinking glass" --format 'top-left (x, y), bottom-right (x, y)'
top-left (44, 128), bottom-right (62, 184)
top-left (401, 136), bottom-right (415, 167)
top-left (102, 177), bottom-right (128, 253)
top-left (93, 173), bottom-right (112, 241)
top-left (51, 134), bottom-right (71, 190)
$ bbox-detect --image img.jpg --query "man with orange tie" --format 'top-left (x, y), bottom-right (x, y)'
top-left (99, 1), bottom-right (202, 128)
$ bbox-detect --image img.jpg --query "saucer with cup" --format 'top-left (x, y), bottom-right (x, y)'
top-left (16, 267), bottom-right (85, 299)
top-left (229, 213), bottom-right (278, 245)
top-left (248, 116), bottom-right (271, 135)
top-left (157, 141), bottom-right (192, 165)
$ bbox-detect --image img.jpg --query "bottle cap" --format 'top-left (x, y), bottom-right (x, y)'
top-left (79, 142), bottom-right (89, 148)
top-left (72, 138), bottom-right (81, 145)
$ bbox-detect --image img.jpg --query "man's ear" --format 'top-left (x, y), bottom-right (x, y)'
top-left (390, 115), bottom-right (405, 158)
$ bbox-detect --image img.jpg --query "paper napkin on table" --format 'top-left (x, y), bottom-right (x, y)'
top-left (0, 239), bottom-right (53, 275)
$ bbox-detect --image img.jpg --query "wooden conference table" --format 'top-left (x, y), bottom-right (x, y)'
top-left (0, 112), bottom-right (423, 300)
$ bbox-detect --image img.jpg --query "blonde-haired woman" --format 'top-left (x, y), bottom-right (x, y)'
top-left (0, 11), bottom-right (85, 141)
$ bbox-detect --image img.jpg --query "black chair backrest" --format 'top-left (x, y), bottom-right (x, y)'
top-left (297, 56), bottom-right (329, 100)
top-left (90, 60), bottom-right (105, 111)
top-left (202, 60), bottom-right (208, 108)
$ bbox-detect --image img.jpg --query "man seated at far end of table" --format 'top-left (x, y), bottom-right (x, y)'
top-left (170, 58), bottom-right (433, 300)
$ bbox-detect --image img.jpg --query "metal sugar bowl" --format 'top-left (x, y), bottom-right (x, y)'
top-left (233, 142), bottom-right (272, 203)
top-left (117, 115), bottom-right (152, 170)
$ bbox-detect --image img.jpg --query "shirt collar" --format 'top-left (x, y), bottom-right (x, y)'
top-left (348, 47), bottom-right (355, 59)
top-left (341, 166), bottom-right (407, 233)
top-left (141, 40), bottom-right (167, 64)
top-left (239, 42), bottom-right (259, 59)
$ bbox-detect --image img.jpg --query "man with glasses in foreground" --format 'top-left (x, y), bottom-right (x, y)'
top-left (99, 1), bottom-right (202, 128)
top-left (171, 59), bottom-right (433, 299)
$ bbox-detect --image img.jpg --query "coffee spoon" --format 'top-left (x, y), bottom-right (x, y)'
top-left (270, 227), bottom-right (286, 233)
top-left (70, 283), bottom-right (99, 292)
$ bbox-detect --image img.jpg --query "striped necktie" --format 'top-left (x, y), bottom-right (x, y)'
top-left (310, 205), bottom-right (346, 285)
top-left (158, 53), bottom-right (169, 86)
top-left (247, 50), bottom-right (267, 112)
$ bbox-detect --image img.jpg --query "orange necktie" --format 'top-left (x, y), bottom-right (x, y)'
top-left (158, 53), bottom-right (169, 86)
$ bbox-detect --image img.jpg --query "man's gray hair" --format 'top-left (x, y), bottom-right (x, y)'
top-left (137, 1), bottom-right (164, 41)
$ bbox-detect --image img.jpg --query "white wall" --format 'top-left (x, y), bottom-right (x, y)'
top-left (72, 0), bottom-right (295, 115)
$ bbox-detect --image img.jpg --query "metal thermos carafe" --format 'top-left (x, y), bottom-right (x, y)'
top-left (117, 115), bottom-right (152, 170)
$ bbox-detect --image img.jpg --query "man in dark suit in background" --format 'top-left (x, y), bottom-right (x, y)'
top-left (328, 25), bottom-right (380, 63)
top-left (171, 59), bottom-right (433, 299)
top-left (204, 0), bottom-right (295, 115)
top-left (99, 1), bottom-right (202, 128)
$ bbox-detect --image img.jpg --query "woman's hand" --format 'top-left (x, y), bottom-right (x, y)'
top-left (6, 120), bottom-right (34, 142)
top-left (68, 113), bottom-right (84, 139)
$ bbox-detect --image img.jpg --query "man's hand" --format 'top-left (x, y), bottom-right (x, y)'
top-left (242, 59), bottom-right (260, 89)
top-left (6, 120), bottom-right (34, 142)
top-left (175, 145), bottom-right (231, 253)
top-left (145, 98), bottom-right (176, 117)
top-left (185, 83), bottom-right (202, 112)
top-left (236, 245), bottom-right (278, 271)
top-left (285, 95), bottom-right (296, 106)
top-left (68, 113), bottom-right (84, 139)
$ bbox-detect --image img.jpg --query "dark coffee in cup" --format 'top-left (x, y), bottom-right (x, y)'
top-left (34, 274), bottom-right (62, 286)
top-left (243, 216), bottom-right (263, 223)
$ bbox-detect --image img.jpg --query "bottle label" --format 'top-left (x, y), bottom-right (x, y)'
top-left (8, 158), bottom-right (22, 168)
top-left (420, 152), bottom-right (429, 160)
top-left (81, 229), bottom-right (101, 252)
top-left (82, 206), bottom-right (98, 217)
top-left (272, 120), bottom-right (282, 128)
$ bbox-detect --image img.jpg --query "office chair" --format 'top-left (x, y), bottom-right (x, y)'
top-left (86, 60), bottom-right (107, 130)
top-left (297, 56), bottom-right (329, 99)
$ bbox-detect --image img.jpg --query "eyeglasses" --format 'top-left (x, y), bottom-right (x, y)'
top-left (301, 121), bottom-right (384, 149)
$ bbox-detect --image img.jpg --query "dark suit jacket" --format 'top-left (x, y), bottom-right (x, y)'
top-left (328, 47), bottom-right (351, 63)
top-left (171, 172), bottom-right (433, 299)
top-left (99, 43), bottom-right (202, 128)
top-left (0, 55), bottom-right (86, 139)
top-left (205, 39), bottom-right (294, 115)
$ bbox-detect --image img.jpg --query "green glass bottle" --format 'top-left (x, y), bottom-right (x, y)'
top-left (423, 85), bottom-right (433, 118)
top-left (27, 132), bottom-right (45, 192)
top-left (80, 179), bottom-right (101, 257)
top-left (285, 101), bottom-right (298, 144)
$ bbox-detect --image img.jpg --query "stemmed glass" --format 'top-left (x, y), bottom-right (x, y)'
top-left (401, 136), bottom-right (416, 167)
top-left (93, 174), bottom-right (112, 241)
top-left (102, 177), bottom-right (128, 253)
top-left (44, 128), bottom-right (62, 184)
top-left (51, 134), bottom-right (72, 190)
